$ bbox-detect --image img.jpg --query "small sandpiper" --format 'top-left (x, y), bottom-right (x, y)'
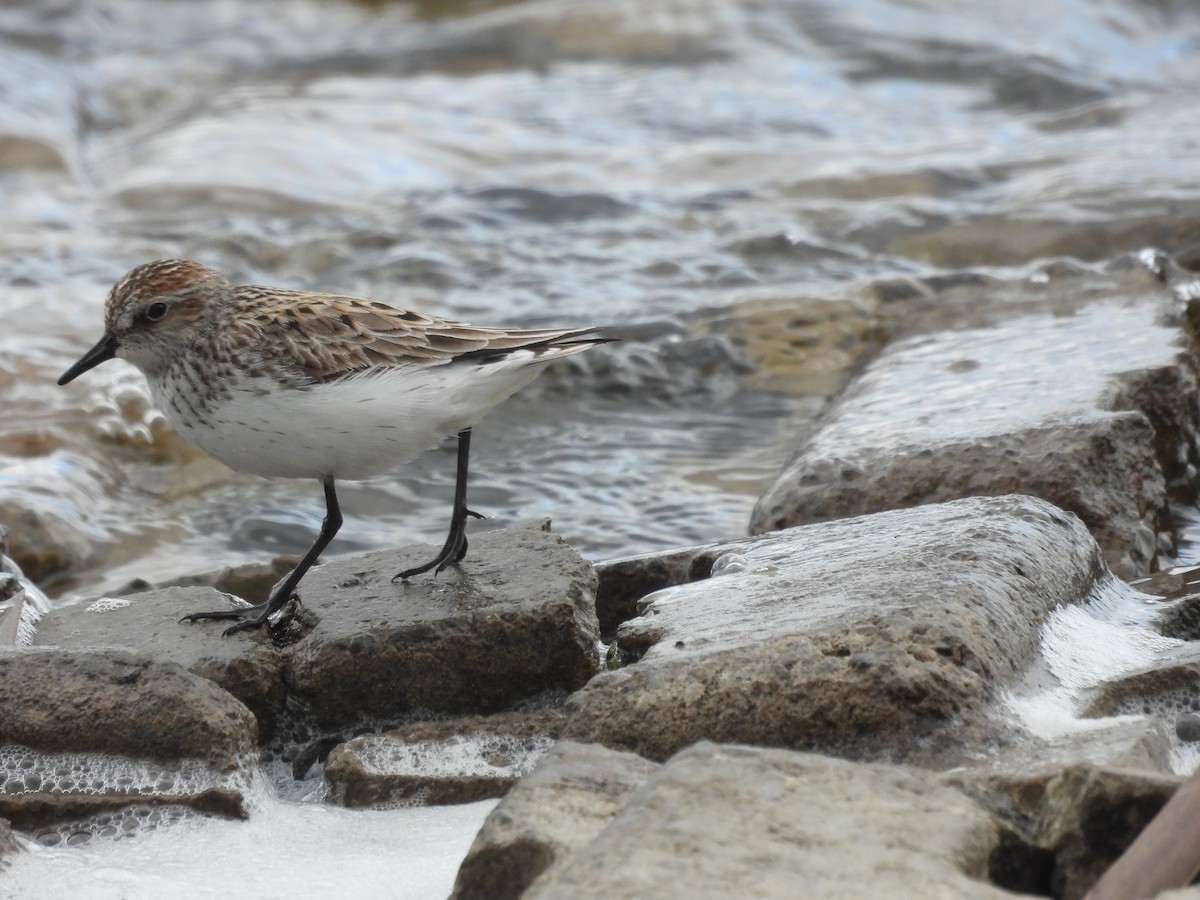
top-left (59, 259), bottom-right (606, 635)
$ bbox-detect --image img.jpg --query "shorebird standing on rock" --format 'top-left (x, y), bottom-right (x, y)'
top-left (59, 259), bottom-right (607, 635)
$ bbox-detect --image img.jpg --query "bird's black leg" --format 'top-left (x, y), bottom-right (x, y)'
top-left (181, 478), bottom-right (343, 637)
top-left (394, 428), bottom-right (483, 581)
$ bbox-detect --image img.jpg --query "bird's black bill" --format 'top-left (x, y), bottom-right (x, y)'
top-left (58, 331), bottom-right (119, 385)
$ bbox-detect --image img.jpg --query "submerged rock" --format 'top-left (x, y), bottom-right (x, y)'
top-left (0, 500), bottom-right (97, 586)
top-left (565, 494), bottom-right (1103, 763)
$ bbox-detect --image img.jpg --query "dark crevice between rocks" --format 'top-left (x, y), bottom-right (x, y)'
top-left (594, 548), bottom-right (708, 642)
top-left (593, 538), bottom-right (760, 644)
top-left (451, 840), bottom-right (556, 900)
top-left (1134, 565), bottom-right (1200, 640)
top-left (986, 827), bottom-right (1056, 897)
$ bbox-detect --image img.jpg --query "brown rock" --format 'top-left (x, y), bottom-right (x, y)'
top-left (751, 278), bottom-right (1195, 580)
top-left (564, 495), bottom-right (1104, 763)
top-left (325, 707), bottom-right (567, 807)
top-left (451, 741), bottom-right (660, 900)
top-left (0, 648), bottom-right (255, 760)
top-left (286, 520), bottom-right (600, 729)
top-left (34, 588), bottom-right (287, 740)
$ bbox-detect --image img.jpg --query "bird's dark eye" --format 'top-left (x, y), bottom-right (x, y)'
top-left (145, 301), bottom-right (168, 322)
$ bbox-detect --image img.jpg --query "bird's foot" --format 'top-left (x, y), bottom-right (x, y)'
top-left (180, 598), bottom-right (281, 636)
top-left (392, 509), bottom-right (483, 581)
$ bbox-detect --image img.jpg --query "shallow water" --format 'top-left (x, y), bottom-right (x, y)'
top-left (5, 791), bottom-right (496, 900)
top-left (4, 0), bottom-right (1200, 891)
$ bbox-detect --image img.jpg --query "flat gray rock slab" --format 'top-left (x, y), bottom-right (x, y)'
top-left (751, 281), bottom-right (1197, 579)
top-left (564, 494), bottom-right (1105, 762)
top-left (521, 742), bottom-right (1021, 899)
top-left (34, 588), bottom-right (286, 738)
top-left (286, 519), bottom-right (600, 728)
top-left (451, 741), bottom-right (660, 900)
top-left (34, 521), bottom-right (600, 737)
top-left (0, 648), bottom-right (255, 760)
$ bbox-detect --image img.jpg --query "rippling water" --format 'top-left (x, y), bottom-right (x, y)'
top-left (3, 0), bottom-right (1200, 605)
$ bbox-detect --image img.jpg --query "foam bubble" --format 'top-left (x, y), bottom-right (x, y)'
top-left (85, 598), bottom-right (133, 613)
top-left (0, 746), bottom-right (246, 803)
top-left (351, 733), bottom-right (552, 780)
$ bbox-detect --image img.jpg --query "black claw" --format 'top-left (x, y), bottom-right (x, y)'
top-left (179, 602), bottom-right (267, 625)
top-left (222, 616), bottom-right (269, 637)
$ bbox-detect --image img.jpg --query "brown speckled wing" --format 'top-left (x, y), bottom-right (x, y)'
top-left (233, 286), bottom-right (599, 384)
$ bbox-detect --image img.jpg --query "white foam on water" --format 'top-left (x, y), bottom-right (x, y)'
top-left (4, 794), bottom-right (496, 900)
top-left (1002, 574), bottom-right (1191, 767)
top-left (350, 732), bottom-right (554, 780)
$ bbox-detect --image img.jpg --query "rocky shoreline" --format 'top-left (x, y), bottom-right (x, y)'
top-left (6, 263), bottom-right (1200, 897)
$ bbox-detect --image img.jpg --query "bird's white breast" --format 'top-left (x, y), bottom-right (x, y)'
top-left (150, 355), bottom-right (551, 481)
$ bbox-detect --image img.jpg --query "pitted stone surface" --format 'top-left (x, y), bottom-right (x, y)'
top-left (751, 287), bottom-right (1199, 580)
top-left (565, 495), bottom-right (1105, 762)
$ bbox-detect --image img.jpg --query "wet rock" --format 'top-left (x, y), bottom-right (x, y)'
top-left (0, 648), bottom-right (255, 760)
top-left (0, 525), bottom-right (49, 648)
top-left (751, 281), bottom-right (1197, 579)
top-left (594, 548), bottom-right (695, 639)
top-left (564, 495), bottom-right (1103, 763)
top-left (946, 720), bottom-right (1179, 872)
top-left (0, 499), bottom-right (96, 585)
top-left (451, 741), bottom-right (661, 900)
top-left (497, 742), bottom-right (1025, 899)
top-left (1080, 643), bottom-right (1200, 730)
top-left (1036, 765), bottom-right (1181, 900)
top-left (0, 647), bottom-right (255, 829)
top-left (37, 521), bottom-right (597, 740)
top-left (287, 520), bottom-right (599, 729)
top-left (0, 575), bottom-right (29, 647)
top-left (325, 707), bottom-right (566, 808)
top-left (34, 588), bottom-right (288, 741)
top-left (0, 749), bottom-right (249, 831)
top-left (1143, 565), bottom-right (1200, 640)
top-left (956, 718), bottom-right (1178, 793)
